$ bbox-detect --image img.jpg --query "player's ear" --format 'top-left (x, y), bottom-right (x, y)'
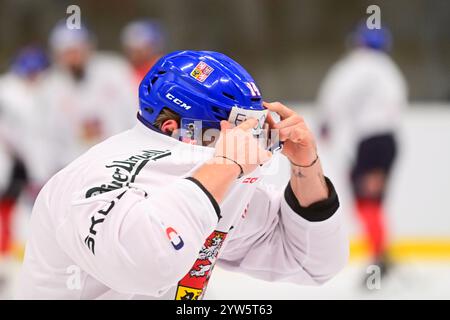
top-left (161, 119), bottom-right (179, 135)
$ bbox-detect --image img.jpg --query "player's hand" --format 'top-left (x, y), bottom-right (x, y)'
top-left (213, 118), bottom-right (272, 176)
top-left (193, 119), bottom-right (272, 203)
top-left (264, 101), bottom-right (317, 166)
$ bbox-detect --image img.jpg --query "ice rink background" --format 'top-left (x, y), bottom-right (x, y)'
top-left (1, 103), bottom-right (449, 300)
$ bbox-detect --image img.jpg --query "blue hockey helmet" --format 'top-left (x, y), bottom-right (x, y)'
top-left (49, 20), bottom-right (93, 53)
top-left (121, 19), bottom-right (165, 53)
top-left (352, 22), bottom-right (392, 51)
top-left (11, 47), bottom-right (49, 77)
top-left (138, 50), bottom-right (264, 130)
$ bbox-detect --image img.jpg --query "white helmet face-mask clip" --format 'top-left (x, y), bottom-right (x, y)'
top-left (228, 106), bottom-right (282, 152)
top-left (227, 106), bottom-right (268, 136)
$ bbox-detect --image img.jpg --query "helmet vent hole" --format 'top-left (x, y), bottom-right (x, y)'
top-left (157, 70), bottom-right (167, 75)
top-left (144, 107), bottom-right (154, 114)
top-left (222, 92), bottom-right (236, 101)
top-left (151, 76), bottom-right (159, 85)
top-left (211, 106), bottom-right (229, 119)
top-left (251, 97), bottom-right (261, 102)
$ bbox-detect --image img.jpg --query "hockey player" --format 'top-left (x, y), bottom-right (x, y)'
top-left (17, 51), bottom-right (348, 299)
top-left (317, 24), bottom-right (408, 281)
top-left (41, 21), bottom-right (137, 172)
top-left (0, 47), bottom-right (50, 259)
top-left (121, 20), bottom-right (165, 85)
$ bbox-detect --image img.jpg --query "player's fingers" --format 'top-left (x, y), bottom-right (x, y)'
top-left (263, 101), bottom-right (294, 120)
top-left (220, 120), bottom-right (232, 131)
top-left (236, 118), bottom-right (258, 131)
top-left (289, 127), bottom-right (307, 143)
top-left (273, 114), bottom-right (304, 129)
top-left (291, 127), bottom-right (314, 148)
top-left (278, 124), bottom-right (307, 142)
top-left (265, 113), bottom-right (277, 130)
top-left (278, 126), bottom-right (292, 141)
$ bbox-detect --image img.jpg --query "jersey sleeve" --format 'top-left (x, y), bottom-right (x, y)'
top-left (218, 178), bottom-right (349, 285)
top-left (54, 178), bottom-right (220, 296)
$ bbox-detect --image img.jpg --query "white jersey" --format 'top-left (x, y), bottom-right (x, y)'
top-left (0, 73), bottom-right (52, 185)
top-left (40, 53), bottom-right (137, 173)
top-left (17, 121), bottom-right (348, 299)
top-left (317, 48), bottom-right (408, 148)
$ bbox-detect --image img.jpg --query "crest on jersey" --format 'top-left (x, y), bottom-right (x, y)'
top-left (175, 230), bottom-right (227, 300)
top-left (190, 61), bottom-right (214, 82)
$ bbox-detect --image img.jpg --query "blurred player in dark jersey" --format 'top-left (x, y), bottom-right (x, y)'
top-left (318, 23), bottom-right (408, 282)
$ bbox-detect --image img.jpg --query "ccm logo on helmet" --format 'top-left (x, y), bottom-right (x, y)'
top-left (165, 93), bottom-right (192, 110)
top-left (166, 227), bottom-right (184, 250)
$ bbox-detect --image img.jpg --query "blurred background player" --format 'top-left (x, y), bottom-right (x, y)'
top-left (0, 47), bottom-right (49, 287)
top-left (317, 23), bottom-right (408, 283)
top-left (121, 20), bottom-right (165, 86)
top-left (41, 21), bottom-right (137, 172)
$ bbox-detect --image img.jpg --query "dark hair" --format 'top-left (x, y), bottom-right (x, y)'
top-left (153, 107), bottom-right (180, 129)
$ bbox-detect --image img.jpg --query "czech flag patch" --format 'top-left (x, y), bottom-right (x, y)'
top-left (190, 61), bottom-right (214, 82)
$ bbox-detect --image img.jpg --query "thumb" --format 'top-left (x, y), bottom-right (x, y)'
top-left (220, 120), bottom-right (232, 131)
